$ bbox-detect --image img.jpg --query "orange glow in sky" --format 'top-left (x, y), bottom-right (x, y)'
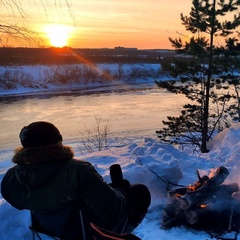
top-left (4, 0), bottom-right (193, 49)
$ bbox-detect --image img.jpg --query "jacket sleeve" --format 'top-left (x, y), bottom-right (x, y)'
top-left (1, 167), bottom-right (25, 210)
top-left (72, 160), bottom-right (129, 231)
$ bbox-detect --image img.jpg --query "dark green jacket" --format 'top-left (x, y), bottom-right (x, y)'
top-left (1, 145), bottom-right (129, 233)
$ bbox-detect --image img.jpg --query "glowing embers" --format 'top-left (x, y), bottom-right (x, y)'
top-left (162, 166), bottom-right (240, 237)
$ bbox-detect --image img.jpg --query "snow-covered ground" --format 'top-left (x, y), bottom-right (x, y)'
top-left (1, 64), bottom-right (240, 239)
top-left (1, 123), bottom-right (240, 240)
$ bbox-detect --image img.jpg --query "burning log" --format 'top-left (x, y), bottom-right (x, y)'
top-left (178, 166), bottom-right (229, 210)
top-left (162, 166), bottom-right (240, 231)
top-left (167, 187), bottom-right (188, 199)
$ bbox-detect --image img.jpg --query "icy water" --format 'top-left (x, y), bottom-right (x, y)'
top-left (0, 88), bottom-right (187, 151)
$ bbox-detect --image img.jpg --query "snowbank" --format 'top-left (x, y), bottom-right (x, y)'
top-left (1, 123), bottom-right (240, 239)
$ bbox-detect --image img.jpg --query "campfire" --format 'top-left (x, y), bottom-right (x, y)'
top-left (162, 166), bottom-right (240, 239)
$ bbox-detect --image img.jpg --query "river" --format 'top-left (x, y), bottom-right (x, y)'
top-left (0, 87), bottom-right (187, 151)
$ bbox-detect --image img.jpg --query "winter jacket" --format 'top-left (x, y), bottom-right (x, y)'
top-left (1, 144), bottom-right (129, 235)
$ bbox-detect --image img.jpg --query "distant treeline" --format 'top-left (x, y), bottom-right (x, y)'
top-left (0, 47), bottom-right (175, 66)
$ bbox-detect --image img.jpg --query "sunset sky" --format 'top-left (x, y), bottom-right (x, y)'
top-left (4, 0), bottom-right (193, 49)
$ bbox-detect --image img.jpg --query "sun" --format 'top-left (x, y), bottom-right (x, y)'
top-left (45, 24), bottom-right (71, 47)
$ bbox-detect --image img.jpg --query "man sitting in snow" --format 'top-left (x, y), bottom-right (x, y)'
top-left (1, 121), bottom-right (151, 239)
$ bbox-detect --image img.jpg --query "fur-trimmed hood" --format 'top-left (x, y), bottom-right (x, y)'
top-left (12, 145), bottom-right (74, 188)
top-left (13, 145), bottom-right (74, 164)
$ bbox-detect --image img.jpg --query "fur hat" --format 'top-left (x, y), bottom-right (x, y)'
top-left (19, 121), bottom-right (62, 148)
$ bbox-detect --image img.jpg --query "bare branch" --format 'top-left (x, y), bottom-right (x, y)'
top-left (0, 0), bottom-right (74, 46)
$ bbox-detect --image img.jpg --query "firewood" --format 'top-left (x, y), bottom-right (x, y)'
top-left (232, 191), bottom-right (240, 201)
top-left (216, 183), bottom-right (239, 198)
top-left (161, 216), bottom-right (179, 229)
top-left (162, 199), bottom-right (182, 216)
top-left (185, 208), bottom-right (206, 225)
top-left (178, 166), bottom-right (229, 210)
top-left (162, 166), bottom-right (240, 231)
top-left (167, 187), bottom-right (188, 199)
top-left (185, 207), bottom-right (231, 228)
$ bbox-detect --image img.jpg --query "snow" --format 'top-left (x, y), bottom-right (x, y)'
top-left (0, 63), bottom-right (166, 97)
top-left (1, 64), bottom-right (240, 239)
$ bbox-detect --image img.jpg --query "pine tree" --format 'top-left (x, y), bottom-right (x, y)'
top-left (156, 0), bottom-right (240, 153)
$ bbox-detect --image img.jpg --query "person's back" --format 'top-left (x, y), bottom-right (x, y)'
top-left (1, 121), bottom-right (151, 239)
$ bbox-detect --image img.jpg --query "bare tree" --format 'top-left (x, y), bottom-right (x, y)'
top-left (79, 115), bottom-right (111, 154)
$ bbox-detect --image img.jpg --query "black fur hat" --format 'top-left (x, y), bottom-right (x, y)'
top-left (20, 121), bottom-right (62, 148)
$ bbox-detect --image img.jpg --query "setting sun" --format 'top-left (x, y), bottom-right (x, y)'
top-left (45, 24), bottom-right (71, 47)
top-left (1, 1), bottom-right (194, 49)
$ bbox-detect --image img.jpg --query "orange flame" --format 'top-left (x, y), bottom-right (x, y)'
top-left (200, 204), bottom-right (208, 208)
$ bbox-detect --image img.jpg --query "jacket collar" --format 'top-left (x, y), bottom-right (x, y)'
top-left (12, 145), bottom-right (74, 164)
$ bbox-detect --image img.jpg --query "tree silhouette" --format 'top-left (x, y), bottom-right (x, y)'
top-left (156, 0), bottom-right (240, 153)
